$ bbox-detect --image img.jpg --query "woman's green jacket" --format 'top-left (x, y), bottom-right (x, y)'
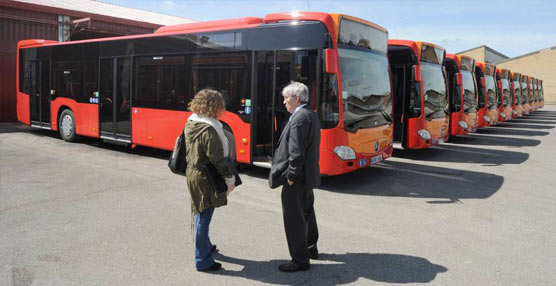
top-left (185, 121), bottom-right (233, 215)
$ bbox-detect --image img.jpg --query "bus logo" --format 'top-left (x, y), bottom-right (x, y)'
top-left (374, 141), bottom-right (379, 151)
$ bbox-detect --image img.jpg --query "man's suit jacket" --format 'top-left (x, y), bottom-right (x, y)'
top-left (269, 105), bottom-right (321, 189)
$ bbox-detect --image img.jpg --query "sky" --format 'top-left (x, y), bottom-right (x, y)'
top-left (101, 0), bottom-right (556, 58)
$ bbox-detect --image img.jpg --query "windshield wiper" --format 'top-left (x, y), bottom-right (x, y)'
top-left (347, 115), bottom-right (375, 128)
top-left (425, 109), bottom-right (448, 119)
top-left (380, 109), bottom-right (393, 123)
top-left (464, 106), bottom-right (477, 113)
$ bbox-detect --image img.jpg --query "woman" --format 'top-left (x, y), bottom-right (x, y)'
top-left (185, 88), bottom-right (235, 272)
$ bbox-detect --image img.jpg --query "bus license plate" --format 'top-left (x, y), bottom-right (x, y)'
top-left (370, 154), bottom-right (382, 165)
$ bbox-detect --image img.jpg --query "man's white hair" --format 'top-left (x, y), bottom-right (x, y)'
top-left (282, 81), bottom-right (309, 104)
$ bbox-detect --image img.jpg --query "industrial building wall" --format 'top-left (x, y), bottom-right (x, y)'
top-left (458, 47), bottom-right (486, 63)
top-left (497, 47), bottom-right (556, 105)
top-left (0, 6), bottom-right (58, 122)
top-left (0, 5), bottom-right (158, 122)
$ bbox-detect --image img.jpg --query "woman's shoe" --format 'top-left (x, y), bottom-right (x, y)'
top-left (199, 262), bottom-right (222, 272)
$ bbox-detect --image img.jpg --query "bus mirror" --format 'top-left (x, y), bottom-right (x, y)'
top-left (325, 49), bottom-right (337, 74)
top-left (456, 73), bottom-right (462, 86)
top-left (413, 65), bottom-right (421, 82)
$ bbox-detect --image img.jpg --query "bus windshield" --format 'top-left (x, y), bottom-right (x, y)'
top-left (462, 70), bottom-right (476, 112)
top-left (485, 75), bottom-right (497, 109)
top-left (421, 62), bottom-right (448, 119)
top-left (339, 48), bottom-right (392, 131)
top-left (513, 80), bottom-right (521, 105)
top-left (521, 81), bottom-right (528, 103)
top-left (501, 78), bottom-right (511, 107)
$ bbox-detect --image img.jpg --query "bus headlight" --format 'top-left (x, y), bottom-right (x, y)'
top-left (333, 146), bottom-right (356, 160)
top-left (458, 121), bottom-right (468, 129)
top-left (483, 115), bottom-right (491, 123)
top-left (500, 112), bottom-right (506, 118)
top-left (512, 110), bottom-right (518, 115)
top-left (417, 129), bottom-right (431, 140)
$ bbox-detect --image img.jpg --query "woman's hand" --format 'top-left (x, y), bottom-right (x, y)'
top-left (227, 184), bottom-right (235, 195)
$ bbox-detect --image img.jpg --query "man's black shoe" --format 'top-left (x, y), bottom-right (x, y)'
top-left (308, 246), bottom-right (319, 260)
top-left (278, 262), bottom-right (310, 272)
top-left (198, 262), bottom-right (222, 272)
top-left (211, 245), bottom-right (217, 253)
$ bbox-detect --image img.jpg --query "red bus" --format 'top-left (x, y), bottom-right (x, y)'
top-left (520, 75), bottom-right (531, 114)
top-left (444, 54), bottom-right (478, 136)
top-left (388, 40), bottom-right (449, 149)
top-left (474, 62), bottom-right (498, 127)
top-left (529, 77), bottom-right (536, 111)
top-left (16, 12), bottom-right (394, 176)
top-left (510, 71), bottom-right (524, 118)
top-left (539, 79), bottom-right (544, 108)
top-left (496, 68), bottom-right (513, 122)
top-left (531, 77), bottom-right (539, 111)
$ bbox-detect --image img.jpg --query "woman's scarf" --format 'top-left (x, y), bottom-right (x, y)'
top-left (187, 113), bottom-right (229, 159)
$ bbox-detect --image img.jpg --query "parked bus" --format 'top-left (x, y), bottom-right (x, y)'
top-left (529, 77), bottom-right (536, 111)
top-left (520, 75), bottom-right (531, 114)
top-left (510, 71), bottom-right (523, 118)
top-left (496, 68), bottom-right (512, 122)
top-left (388, 40), bottom-right (449, 149)
top-left (474, 62), bottom-right (498, 126)
top-left (444, 54), bottom-right (477, 136)
top-left (531, 77), bottom-right (539, 111)
top-left (16, 12), bottom-right (394, 176)
top-left (539, 79), bottom-right (544, 108)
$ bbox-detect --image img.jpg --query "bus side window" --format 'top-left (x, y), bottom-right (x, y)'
top-left (190, 52), bottom-right (251, 122)
top-left (83, 61), bottom-right (98, 102)
top-left (410, 68), bottom-right (422, 118)
top-left (52, 61), bottom-right (81, 100)
top-left (320, 72), bottom-right (339, 129)
top-left (134, 55), bottom-right (186, 111)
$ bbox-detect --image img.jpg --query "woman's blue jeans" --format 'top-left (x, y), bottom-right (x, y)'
top-left (195, 207), bottom-right (215, 270)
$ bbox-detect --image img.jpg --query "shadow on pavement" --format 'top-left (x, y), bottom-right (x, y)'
top-left (506, 119), bottom-right (556, 124)
top-left (393, 144), bottom-right (528, 165)
top-left (494, 122), bottom-right (554, 130)
top-left (451, 133), bottom-right (540, 147)
top-left (475, 127), bottom-right (549, 137)
top-left (213, 252), bottom-right (447, 285)
top-left (26, 128), bottom-right (174, 160)
top-left (528, 110), bottom-right (556, 116)
top-left (0, 122), bottom-right (35, 134)
top-left (521, 116), bottom-right (556, 120)
top-left (319, 161), bottom-right (503, 202)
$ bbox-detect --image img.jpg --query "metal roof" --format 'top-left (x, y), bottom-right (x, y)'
top-left (7, 0), bottom-right (197, 26)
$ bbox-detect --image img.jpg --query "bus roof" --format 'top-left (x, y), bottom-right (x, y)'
top-left (155, 17), bottom-right (263, 34)
top-left (19, 11), bottom-right (388, 52)
top-left (389, 40), bottom-right (445, 64)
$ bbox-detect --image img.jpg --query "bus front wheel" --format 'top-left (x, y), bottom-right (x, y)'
top-left (59, 109), bottom-right (77, 142)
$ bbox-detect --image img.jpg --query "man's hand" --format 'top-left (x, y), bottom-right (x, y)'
top-left (287, 179), bottom-right (294, 186)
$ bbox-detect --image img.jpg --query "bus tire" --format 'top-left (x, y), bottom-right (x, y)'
top-left (59, 109), bottom-right (77, 142)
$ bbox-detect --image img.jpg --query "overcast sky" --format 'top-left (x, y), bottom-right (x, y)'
top-left (102, 0), bottom-right (556, 58)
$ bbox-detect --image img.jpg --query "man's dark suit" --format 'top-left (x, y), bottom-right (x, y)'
top-left (269, 105), bottom-right (320, 266)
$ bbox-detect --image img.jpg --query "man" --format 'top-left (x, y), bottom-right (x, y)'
top-left (269, 81), bottom-right (321, 272)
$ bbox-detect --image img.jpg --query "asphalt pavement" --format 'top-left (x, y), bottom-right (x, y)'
top-left (1, 106), bottom-right (556, 285)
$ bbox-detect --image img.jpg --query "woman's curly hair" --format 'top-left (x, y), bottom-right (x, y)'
top-left (188, 88), bottom-right (226, 117)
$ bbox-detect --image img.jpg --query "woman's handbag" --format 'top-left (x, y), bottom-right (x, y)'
top-left (202, 158), bottom-right (242, 193)
top-left (168, 129), bottom-right (187, 176)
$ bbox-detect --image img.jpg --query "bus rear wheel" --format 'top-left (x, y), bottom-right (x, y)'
top-left (59, 109), bottom-right (77, 142)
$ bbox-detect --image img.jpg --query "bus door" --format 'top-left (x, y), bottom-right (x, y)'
top-left (99, 57), bottom-right (131, 143)
top-left (29, 60), bottom-right (51, 128)
top-left (252, 50), bottom-right (318, 166)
